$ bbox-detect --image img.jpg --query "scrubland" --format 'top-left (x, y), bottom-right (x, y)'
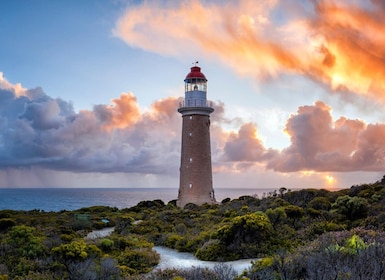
top-left (1, 176), bottom-right (385, 279)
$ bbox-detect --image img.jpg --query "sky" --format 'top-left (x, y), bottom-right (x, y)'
top-left (1, 0), bottom-right (385, 190)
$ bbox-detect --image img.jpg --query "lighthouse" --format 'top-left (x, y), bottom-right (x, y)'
top-left (177, 63), bottom-right (216, 208)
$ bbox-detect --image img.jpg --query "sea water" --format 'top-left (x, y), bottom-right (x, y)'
top-left (0, 188), bottom-right (276, 212)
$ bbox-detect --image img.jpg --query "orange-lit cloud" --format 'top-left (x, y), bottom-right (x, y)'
top-left (0, 72), bottom-right (26, 97)
top-left (306, 1), bottom-right (385, 99)
top-left (114, 0), bottom-right (385, 102)
top-left (217, 99), bottom-right (385, 173)
top-left (224, 122), bottom-right (268, 162)
top-left (94, 93), bottom-right (140, 131)
top-left (267, 101), bottom-right (385, 172)
top-left (214, 115), bottom-right (273, 170)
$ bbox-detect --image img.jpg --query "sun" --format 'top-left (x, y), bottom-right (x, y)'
top-left (325, 175), bottom-right (336, 187)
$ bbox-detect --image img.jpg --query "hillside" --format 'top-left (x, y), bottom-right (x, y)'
top-left (1, 176), bottom-right (385, 279)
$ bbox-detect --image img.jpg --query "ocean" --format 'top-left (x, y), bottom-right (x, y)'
top-left (0, 188), bottom-right (277, 212)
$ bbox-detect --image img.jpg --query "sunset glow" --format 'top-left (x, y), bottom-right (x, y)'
top-left (325, 175), bottom-right (336, 186)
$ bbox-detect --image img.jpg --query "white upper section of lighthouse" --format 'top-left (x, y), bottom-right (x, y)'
top-left (178, 65), bottom-right (214, 116)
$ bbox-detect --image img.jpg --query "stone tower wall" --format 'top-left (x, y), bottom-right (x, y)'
top-left (177, 114), bottom-right (215, 207)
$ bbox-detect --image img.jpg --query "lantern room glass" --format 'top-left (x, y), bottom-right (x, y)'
top-left (185, 78), bottom-right (207, 92)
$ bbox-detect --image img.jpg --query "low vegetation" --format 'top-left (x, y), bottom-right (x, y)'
top-left (1, 176), bottom-right (385, 279)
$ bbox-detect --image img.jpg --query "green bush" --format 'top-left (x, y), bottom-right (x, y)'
top-left (215, 212), bottom-right (273, 259)
top-left (117, 248), bottom-right (159, 274)
top-left (195, 239), bottom-right (224, 261)
top-left (0, 219), bottom-right (16, 231)
top-left (266, 207), bottom-right (287, 229)
top-left (52, 240), bottom-right (101, 261)
top-left (308, 197), bottom-right (332, 211)
top-left (332, 195), bottom-right (369, 220)
top-left (3, 225), bottom-right (46, 259)
top-left (164, 234), bottom-right (184, 248)
top-left (113, 235), bottom-right (153, 250)
top-left (99, 238), bottom-right (114, 252)
top-left (60, 233), bottom-right (75, 242)
top-left (307, 221), bottom-right (345, 237)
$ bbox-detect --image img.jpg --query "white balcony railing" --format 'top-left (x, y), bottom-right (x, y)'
top-left (179, 100), bottom-right (213, 108)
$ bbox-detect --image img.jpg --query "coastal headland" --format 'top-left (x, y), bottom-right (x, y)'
top-left (1, 176), bottom-right (385, 279)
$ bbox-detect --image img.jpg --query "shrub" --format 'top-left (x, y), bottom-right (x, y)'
top-left (100, 258), bottom-right (123, 280)
top-left (215, 212), bottom-right (273, 259)
top-left (246, 230), bottom-right (385, 280)
top-left (117, 248), bottom-right (159, 274)
top-left (266, 207), bottom-right (287, 229)
top-left (148, 266), bottom-right (231, 280)
top-left (99, 238), bottom-right (114, 252)
top-left (52, 240), bottom-right (101, 261)
top-left (195, 239), bottom-right (224, 261)
top-left (60, 233), bottom-right (75, 242)
top-left (332, 195), bottom-right (369, 220)
top-left (307, 221), bottom-right (345, 237)
top-left (308, 196), bottom-right (332, 211)
top-left (0, 219), bottom-right (16, 231)
top-left (221, 197), bottom-right (231, 204)
top-left (3, 225), bottom-right (46, 259)
top-left (164, 234), bottom-right (184, 248)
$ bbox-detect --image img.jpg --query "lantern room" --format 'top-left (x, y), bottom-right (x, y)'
top-left (184, 66), bottom-right (207, 92)
top-left (178, 64), bottom-right (213, 115)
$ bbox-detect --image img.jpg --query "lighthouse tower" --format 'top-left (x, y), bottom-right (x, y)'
top-left (177, 64), bottom-right (216, 208)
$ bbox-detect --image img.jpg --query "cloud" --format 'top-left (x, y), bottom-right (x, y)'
top-left (0, 72), bottom-right (26, 97)
top-left (266, 101), bottom-right (385, 172)
top-left (0, 75), bottom-right (183, 175)
top-left (94, 93), bottom-right (140, 130)
top-left (114, 0), bottom-right (385, 102)
top-left (224, 123), bottom-right (267, 162)
top-left (20, 99), bottom-right (66, 130)
top-left (306, 0), bottom-right (385, 99)
top-left (2, 70), bottom-right (385, 189)
top-left (217, 100), bottom-right (385, 173)
top-left (0, 74), bottom-right (229, 179)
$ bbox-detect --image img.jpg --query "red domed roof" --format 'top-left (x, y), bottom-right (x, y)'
top-left (185, 66), bottom-right (207, 81)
